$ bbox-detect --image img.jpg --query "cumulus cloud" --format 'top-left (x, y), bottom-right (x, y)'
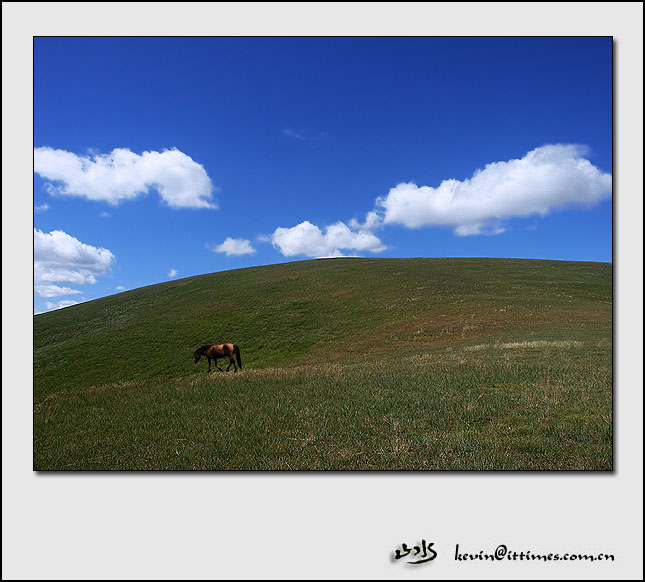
top-left (34, 228), bottom-right (115, 287)
top-left (270, 220), bottom-right (386, 258)
top-left (376, 144), bottom-right (612, 235)
top-left (348, 210), bottom-right (383, 232)
top-left (168, 268), bottom-right (178, 278)
top-left (34, 147), bottom-right (216, 209)
top-left (208, 237), bottom-right (256, 256)
top-left (263, 144), bottom-right (610, 258)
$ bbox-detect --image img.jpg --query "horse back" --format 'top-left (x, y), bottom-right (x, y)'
top-left (208, 343), bottom-right (234, 358)
top-left (221, 343), bottom-right (235, 357)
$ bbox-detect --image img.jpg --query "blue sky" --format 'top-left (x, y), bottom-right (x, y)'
top-left (33, 37), bottom-right (613, 313)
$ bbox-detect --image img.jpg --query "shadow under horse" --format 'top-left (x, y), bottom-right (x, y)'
top-left (194, 343), bottom-right (243, 373)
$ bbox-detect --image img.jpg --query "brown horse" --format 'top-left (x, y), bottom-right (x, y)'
top-left (194, 343), bottom-right (243, 373)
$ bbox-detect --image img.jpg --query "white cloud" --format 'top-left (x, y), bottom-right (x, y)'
top-left (116, 285), bottom-right (126, 290)
top-left (44, 299), bottom-right (80, 310)
top-left (376, 144), bottom-right (612, 235)
top-left (34, 203), bottom-right (49, 212)
top-left (454, 223), bottom-right (506, 237)
top-left (208, 237), bottom-right (256, 256)
top-left (168, 268), bottom-right (178, 278)
top-left (34, 228), bottom-right (115, 287)
top-left (348, 210), bottom-right (383, 232)
top-left (34, 147), bottom-right (216, 209)
top-left (265, 144), bottom-right (610, 259)
top-left (270, 220), bottom-right (386, 258)
top-left (34, 284), bottom-right (82, 298)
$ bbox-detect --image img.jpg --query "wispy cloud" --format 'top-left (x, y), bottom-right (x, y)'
top-left (34, 147), bottom-right (217, 209)
top-left (168, 268), bottom-right (178, 278)
top-left (34, 203), bottom-right (49, 212)
top-left (281, 128), bottom-right (330, 143)
top-left (281, 128), bottom-right (307, 141)
top-left (208, 237), bottom-right (256, 256)
top-left (35, 284), bottom-right (82, 298)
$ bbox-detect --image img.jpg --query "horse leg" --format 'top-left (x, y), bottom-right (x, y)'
top-left (226, 357), bottom-right (237, 372)
top-left (207, 357), bottom-right (211, 373)
top-left (214, 358), bottom-right (224, 372)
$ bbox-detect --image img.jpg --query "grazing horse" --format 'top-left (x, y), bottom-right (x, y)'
top-left (194, 343), bottom-right (243, 373)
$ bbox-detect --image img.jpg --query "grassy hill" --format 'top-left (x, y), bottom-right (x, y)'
top-left (33, 257), bottom-right (612, 470)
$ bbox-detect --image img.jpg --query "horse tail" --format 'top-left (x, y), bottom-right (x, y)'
top-left (234, 344), bottom-right (242, 369)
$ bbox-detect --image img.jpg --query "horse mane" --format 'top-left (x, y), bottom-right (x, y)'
top-left (196, 344), bottom-right (212, 353)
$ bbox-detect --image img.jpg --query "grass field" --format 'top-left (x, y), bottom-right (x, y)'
top-left (33, 257), bottom-right (612, 470)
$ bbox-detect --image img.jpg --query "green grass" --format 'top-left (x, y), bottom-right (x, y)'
top-left (33, 257), bottom-right (612, 470)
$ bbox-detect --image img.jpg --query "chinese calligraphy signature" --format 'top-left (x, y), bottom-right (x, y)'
top-left (394, 539), bottom-right (437, 565)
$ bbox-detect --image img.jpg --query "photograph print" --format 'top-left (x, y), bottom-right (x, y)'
top-left (33, 36), bottom-right (613, 471)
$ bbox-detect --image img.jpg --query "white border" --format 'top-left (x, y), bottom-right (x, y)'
top-left (3, 3), bottom-right (643, 579)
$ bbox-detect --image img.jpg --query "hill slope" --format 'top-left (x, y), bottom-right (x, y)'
top-left (33, 258), bottom-right (612, 470)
